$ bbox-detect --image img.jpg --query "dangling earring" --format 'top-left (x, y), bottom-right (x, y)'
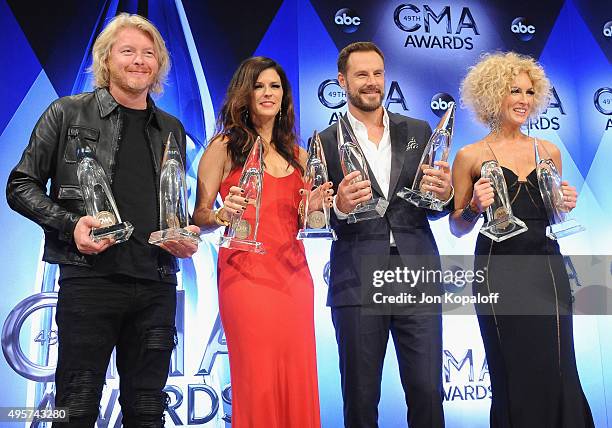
top-left (277, 109), bottom-right (282, 122)
top-left (244, 109), bottom-right (249, 122)
top-left (489, 116), bottom-right (500, 134)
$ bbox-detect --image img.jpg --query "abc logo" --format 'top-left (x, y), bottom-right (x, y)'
top-left (334, 8), bottom-right (361, 33)
top-left (430, 92), bottom-right (455, 117)
top-left (511, 17), bottom-right (536, 41)
top-left (603, 21), bottom-right (612, 38)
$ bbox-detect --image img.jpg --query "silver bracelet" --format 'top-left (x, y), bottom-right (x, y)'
top-left (460, 204), bottom-right (481, 222)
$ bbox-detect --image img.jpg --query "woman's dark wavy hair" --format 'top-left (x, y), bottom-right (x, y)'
top-left (215, 56), bottom-right (302, 174)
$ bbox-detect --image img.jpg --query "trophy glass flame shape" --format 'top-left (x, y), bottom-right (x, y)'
top-left (479, 160), bottom-right (528, 242)
top-left (219, 136), bottom-right (266, 254)
top-left (149, 133), bottom-right (201, 246)
top-left (76, 139), bottom-right (134, 243)
top-left (337, 116), bottom-right (389, 223)
top-left (534, 140), bottom-right (585, 240)
top-left (297, 130), bottom-right (337, 240)
top-left (397, 101), bottom-right (455, 211)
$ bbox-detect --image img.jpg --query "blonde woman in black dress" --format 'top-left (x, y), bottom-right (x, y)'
top-left (449, 52), bottom-right (594, 428)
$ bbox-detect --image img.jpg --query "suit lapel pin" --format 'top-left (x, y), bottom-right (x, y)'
top-left (406, 137), bottom-right (418, 151)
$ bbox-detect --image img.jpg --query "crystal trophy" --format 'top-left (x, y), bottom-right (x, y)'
top-left (397, 101), bottom-right (455, 211)
top-left (534, 140), bottom-right (585, 240)
top-left (479, 160), bottom-right (528, 242)
top-left (337, 116), bottom-right (389, 223)
top-left (219, 136), bottom-right (266, 254)
top-left (297, 131), bottom-right (337, 240)
top-left (76, 139), bottom-right (133, 243)
top-left (149, 133), bottom-right (201, 246)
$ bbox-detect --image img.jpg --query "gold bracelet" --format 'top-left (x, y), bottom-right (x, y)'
top-left (214, 208), bottom-right (230, 227)
top-left (298, 200), bottom-right (305, 224)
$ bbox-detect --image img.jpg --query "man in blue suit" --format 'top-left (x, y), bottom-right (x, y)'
top-left (319, 42), bottom-right (452, 428)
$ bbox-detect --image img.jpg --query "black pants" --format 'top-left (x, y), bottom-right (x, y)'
top-left (53, 276), bottom-right (177, 428)
top-left (331, 307), bottom-right (444, 428)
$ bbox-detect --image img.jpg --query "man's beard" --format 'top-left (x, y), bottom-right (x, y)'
top-left (346, 83), bottom-right (384, 112)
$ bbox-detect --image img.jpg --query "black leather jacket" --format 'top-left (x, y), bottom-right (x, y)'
top-left (6, 87), bottom-right (186, 275)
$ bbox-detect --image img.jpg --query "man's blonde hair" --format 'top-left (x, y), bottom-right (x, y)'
top-left (91, 13), bottom-right (170, 94)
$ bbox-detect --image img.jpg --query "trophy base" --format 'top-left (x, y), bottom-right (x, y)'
top-left (480, 216), bottom-right (528, 242)
top-left (219, 236), bottom-right (266, 254)
top-left (91, 221), bottom-right (134, 244)
top-left (347, 198), bottom-right (389, 224)
top-left (149, 228), bottom-right (201, 246)
top-left (546, 219), bottom-right (585, 240)
top-left (296, 228), bottom-right (338, 241)
top-left (397, 188), bottom-right (445, 211)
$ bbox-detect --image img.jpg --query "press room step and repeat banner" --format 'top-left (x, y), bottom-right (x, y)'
top-left (1, 0), bottom-right (611, 426)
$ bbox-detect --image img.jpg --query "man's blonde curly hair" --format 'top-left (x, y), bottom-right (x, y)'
top-left (460, 51), bottom-right (550, 127)
top-left (91, 13), bottom-right (170, 95)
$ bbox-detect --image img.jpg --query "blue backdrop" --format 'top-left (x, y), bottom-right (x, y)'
top-left (1, 0), bottom-right (611, 426)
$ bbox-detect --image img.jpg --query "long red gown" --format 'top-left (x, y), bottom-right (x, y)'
top-left (218, 167), bottom-right (321, 428)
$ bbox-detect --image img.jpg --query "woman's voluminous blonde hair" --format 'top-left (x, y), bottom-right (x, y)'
top-left (460, 51), bottom-right (551, 126)
top-left (91, 13), bottom-right (170, 94)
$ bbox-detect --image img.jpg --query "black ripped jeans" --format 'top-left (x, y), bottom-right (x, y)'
top-left (53, 275), bottom-right (177, 428)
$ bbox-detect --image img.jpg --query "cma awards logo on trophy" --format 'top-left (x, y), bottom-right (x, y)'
top-left (511, 17), bottom-right (536, 41)
top-left (334, 8), bottom-right (361, 33)
top-left (2, 290), bottom-right (232, 426)
top-left (317, 79), bottom-right (410, 124)
top-left (393, 4), bottom-right (480, 50)
top-left (594, 87), bottom-right (612, 130)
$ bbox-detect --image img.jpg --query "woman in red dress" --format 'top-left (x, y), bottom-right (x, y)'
top-left (193, 57), bottom-right (331, 428)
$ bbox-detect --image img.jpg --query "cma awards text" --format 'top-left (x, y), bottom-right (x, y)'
top-left (393, 4), bottom-right (480, 50)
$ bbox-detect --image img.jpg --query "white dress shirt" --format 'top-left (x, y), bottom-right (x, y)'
top-left (333, 108), bottom-right (397, 245)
